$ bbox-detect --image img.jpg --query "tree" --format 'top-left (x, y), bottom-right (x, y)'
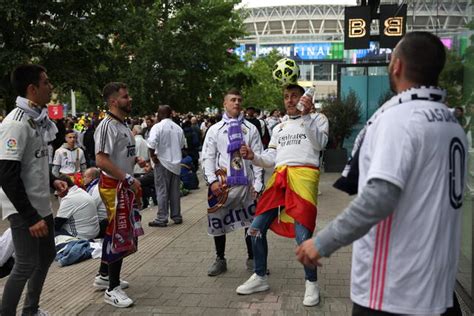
top-left (322, 89), bottom-right (361, 149)
top-left (123, 0), bottom-right (246, 114)
top-left (241, 50), bottom-right (285, 111)
top-left (0, 1), bottom-right (138, 112)
top-left (0, 0), bottom-right (246, 115)
top-left (439, 51), bottom-right (464, 107)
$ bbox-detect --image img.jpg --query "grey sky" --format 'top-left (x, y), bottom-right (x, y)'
top-left (238, 0), bottom-right (358, 8)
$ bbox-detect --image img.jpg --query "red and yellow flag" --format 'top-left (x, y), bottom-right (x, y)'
top-left (256, 165), bottom-right (319, 238)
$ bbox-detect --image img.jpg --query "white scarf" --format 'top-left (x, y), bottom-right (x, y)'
top-left (16, 96), bottom-right (58, 143)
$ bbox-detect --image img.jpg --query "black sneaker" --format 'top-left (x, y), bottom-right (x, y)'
top-left (173, 219), bottom-right (183, 225)
top-left (207, 258), bottom-right (227, 276)
top-left (148, 221), bottom-right (167, 227)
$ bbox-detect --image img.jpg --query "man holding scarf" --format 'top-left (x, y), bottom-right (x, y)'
top-left (0, 64), bottom-right (67, 316)
top-left (93, 82), bottom-right (146, 308)
top-left (202, 88), bottom-right (264, 276)
top-left (237, 84), bottom-right (327, 307)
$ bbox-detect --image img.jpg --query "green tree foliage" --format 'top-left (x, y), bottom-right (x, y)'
top-left (119, 0), bottom-right (246, 114)
top-left (0, 0), bottom-right (245, 115)
top-left (241, 50), bottom-right (285, 111)
top-left (0, 1), bottom-right (137, 112)
top-left (439, 51), bottom-right (464, 107)
top-left (464, 21), bottom-right (474, 106)
top-left (322, 89), bottom-right (361, 149)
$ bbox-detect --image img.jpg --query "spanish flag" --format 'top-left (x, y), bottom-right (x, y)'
top-left (256, 165), bottom-right (319, 238)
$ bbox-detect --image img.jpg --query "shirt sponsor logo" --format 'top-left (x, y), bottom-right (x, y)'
top-left (278, 133), bottom-right (307, 147)
top-left (126, 144), bottom-right (136, 157)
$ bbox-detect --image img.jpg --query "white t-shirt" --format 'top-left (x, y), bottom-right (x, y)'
top-left (56, 186), bottom-right (99, 239)
top-left (53, 144), bottom-right (86, 174)
top-left (0, 228), bottom-right (14, 266)
top-left (133, 134), bottom-right (150, 174)
top-left (0, 107), bottom-right (51, 220)
top-left (147, 118), bottom-right (185, 175)
top-left (353, 100), bottom-right (467, 314)
top-left (89, 183), bottom-right (107, 221)
top-left (94, 115), bottom-right (136, 177)
top-left (265, 115), bottom-right (325, 168)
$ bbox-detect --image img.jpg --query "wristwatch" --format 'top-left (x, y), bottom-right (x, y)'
top-left (125, 173), bottom-right (135, 186)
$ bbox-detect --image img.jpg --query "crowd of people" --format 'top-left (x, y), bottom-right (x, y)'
top-left (0, 31), bottom-right (469, 315)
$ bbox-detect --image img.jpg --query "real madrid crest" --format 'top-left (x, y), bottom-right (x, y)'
top-left (27, 119), bottom-right (36, 129)
top-left (231, 151), bottom-right (243, 170)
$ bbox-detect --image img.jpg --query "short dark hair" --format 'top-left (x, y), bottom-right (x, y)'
top-left (225, 88), bottom-right (241, 97)
top-left (11, 64), bottom-right (47, 97)
top-left (58, 175), bottom-right (75, 188)
top-left (158, 105), bottom-right (172, 118)
top-left (246, 106), bottom-right (256, 112)
top-left (102, 82), bottom-right (127, 103)
top-left (284, 84), bottom-right (305, 96)
top-left (65, 130), bottom-right (75, 135)
top-left (396, 32), bottom-right (446, 86)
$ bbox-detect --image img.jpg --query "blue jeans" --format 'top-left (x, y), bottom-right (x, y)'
top-left (250, 208), bottom-right (317, 281)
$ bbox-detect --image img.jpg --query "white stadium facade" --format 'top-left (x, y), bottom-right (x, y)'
top-left (236, 0), bottom-right (472, 100)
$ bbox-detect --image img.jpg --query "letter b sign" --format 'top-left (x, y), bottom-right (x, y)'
top-left (379, 4), bottom-right (407, 48)
top-left (344, 6), bottom-right (370, 49)
top-left (349, 19), bottom-right (366, 38)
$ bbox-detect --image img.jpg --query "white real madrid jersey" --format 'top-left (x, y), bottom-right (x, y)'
top-left (0, 108), bottom-right (51, 219)
top-left (94, 115), bottom-right (136, 177)
top-left (353, 100), bottom-right (467, 314)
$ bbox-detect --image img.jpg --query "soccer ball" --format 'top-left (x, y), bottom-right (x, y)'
top-left (272, 58), bottom-right (299, 85)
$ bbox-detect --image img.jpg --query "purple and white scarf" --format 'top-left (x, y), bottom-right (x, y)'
top-left (223, 112), bottom-right (248, 186)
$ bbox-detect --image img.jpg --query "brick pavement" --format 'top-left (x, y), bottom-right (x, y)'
top-left (0, 172), bottom-right (355, 315)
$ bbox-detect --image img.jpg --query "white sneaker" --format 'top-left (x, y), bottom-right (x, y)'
top-left (303, 280), bottom-right (320, 306)
top-left (93, 274), bottom-right (129, 290)
top-left (236, 273), bottom-right (270, 295)
top-left (33, 308), bottom-right (50, 316)
top-left (104, 286), bottom-right (133, 308)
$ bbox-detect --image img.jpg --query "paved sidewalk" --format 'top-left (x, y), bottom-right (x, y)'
top-left (0, 173), bottom-right (354, 315)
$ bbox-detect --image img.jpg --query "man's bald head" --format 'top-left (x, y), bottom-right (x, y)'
top-left (158, 105), bottom-right (172, 120)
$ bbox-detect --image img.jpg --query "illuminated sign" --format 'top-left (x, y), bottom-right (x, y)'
top-left (344, 6), bottom-right (370, 49)
top-left (379, 4), bottom-right (407, 48)
top-left (250, 43), bottom-right (344, 60)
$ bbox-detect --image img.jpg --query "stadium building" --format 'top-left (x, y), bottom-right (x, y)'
top-left (236, 0), bottom-right (472, 100)
top-left (237, 0), bottom-right (474, 312)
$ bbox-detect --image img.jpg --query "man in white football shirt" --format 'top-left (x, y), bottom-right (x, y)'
top-left (52, 129), bottom-right (87, 181)
top-left (0, 64), bottom-right (67, 316)
top-left (93, 82), bottom-right (145, 308)
top-left (297, 32), bottom-right (467, 315)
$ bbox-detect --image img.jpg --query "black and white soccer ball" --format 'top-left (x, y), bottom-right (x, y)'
top-left (272, 58), bottom-right (299, 85)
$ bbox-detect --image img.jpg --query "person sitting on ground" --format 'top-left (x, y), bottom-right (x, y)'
top-left (54, 175), bottom-right (100, 240)
top-left (0, 228), bottom-right (14, 278)
top-left (180, 149), bottom-right (199, 190)
top-left (135, 162), bottom-right (158, 209)
top-left (83, 167), bottom-right (108, 238)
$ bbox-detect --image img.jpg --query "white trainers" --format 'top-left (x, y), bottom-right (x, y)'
top-left (104, 286), bottom-right (133, 308)
top-left (33, 308), bottom-right (50, 316)
top-left (93, 274), bottom-right (129, 290)
top-left (236, 273), bottom-right (270, 295)
top-left (303, 280), bottom-right (320, 306)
